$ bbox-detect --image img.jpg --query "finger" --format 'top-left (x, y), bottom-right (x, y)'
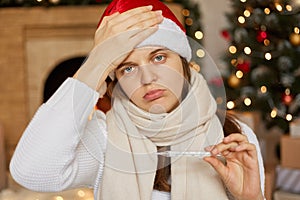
top-left (98, 12), bottom-right (120, 29)
top-left (128, 10), bottom-right (163, 28)
top-left (203, 156), bottom-right (227, 180)
top-left (223, 133), bottom-right (249, 144)
top-left (96, 7), bottom-right (162, 47)
top-left (120, 5), bottom-right (154, 19)
top-left (129, 14), bottom-right (163, 30)
top-left (235, 142), bottom-right (256, 151)
top-left (211, 141), bottom-right (239, 155)
top-left (222, 150), bottom-right (231, 156)
top-left (127, 26), bottom-right (159, 48)
top-left (204, 145), bottom-right (215, 152)
top-left (95, 27), bottom-right (151, 52)
top-left (115, 10), bottom-right (163, 30)
top-left (97, 27), bottom-right (159, 68)
top-left (107, 6), bottom-right (155, 25)
top-left (99, 10), bottom-right (161, 41)
top-left (235, 143), bottom-right (258, 158)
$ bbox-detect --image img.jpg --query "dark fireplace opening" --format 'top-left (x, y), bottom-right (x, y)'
top-left (43, 56), bottom-right (86, 102)
top-left (43, 56), bottom-right (111, 113)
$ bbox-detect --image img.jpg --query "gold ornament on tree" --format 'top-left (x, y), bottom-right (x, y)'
top-left (290, 27), bottom-right (300, 46)
top-left (290, 33), bottom-right (300, 46)
top-left (228, 74), bottom-right (240, 88)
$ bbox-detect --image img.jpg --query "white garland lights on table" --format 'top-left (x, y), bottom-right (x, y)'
top-left (0, 188), bottom-right (94, 200)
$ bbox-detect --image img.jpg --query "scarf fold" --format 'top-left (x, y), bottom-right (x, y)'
top-left (99, 70), bottom-right (228, 200)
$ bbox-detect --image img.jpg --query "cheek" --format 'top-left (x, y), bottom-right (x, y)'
top-left (118, 75), bottom-right (143, 100)
top-left (157, 65), bottom-right (185, 97)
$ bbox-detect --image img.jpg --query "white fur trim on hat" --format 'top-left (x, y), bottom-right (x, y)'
top-left (137, 18), bottom-right (192, 61)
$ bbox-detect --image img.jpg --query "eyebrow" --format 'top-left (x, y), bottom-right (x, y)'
top-left (116, 61), bottom-right (135, 70)
top-left (149, 48), bottom-right (168, 56)
top-left (116, 48), bottom-right (169, 70)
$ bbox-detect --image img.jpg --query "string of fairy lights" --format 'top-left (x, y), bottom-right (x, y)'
top-left (223, 0), bottom-right (300, 128)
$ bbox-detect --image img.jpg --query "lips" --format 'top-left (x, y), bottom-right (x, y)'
top-left (143, 89), bottom-right (165, 101)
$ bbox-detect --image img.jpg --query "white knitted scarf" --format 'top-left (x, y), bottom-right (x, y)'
top-left (99, 70), bottom-right (228, 200)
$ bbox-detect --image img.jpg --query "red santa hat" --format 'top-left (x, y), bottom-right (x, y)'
top-left (98, 0), bottom-right (192, 61)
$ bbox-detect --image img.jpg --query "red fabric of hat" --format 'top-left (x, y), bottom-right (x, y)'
top-left (97, 0), bottom-right (185, 33)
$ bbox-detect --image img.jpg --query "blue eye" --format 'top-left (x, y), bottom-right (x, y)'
top-left (153, 55), bottom-right (165, 63)
top-left (123, 66), bottom-right (136, 74)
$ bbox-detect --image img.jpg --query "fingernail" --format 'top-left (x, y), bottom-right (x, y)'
top-left (212, 148), bottom-right (218, 154)
top-left (155, 10), bottom-right (162, 15)
top-left (204, 145), bottom-right (214, 151)
top-left (147, 5), bottom-right (153, 10)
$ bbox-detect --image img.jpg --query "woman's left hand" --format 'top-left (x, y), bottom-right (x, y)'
top-left (203, 133), bottom-right (264, 200)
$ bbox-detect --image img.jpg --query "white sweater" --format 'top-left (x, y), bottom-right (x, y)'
top-left (10, 78), bottom-right (265, 200)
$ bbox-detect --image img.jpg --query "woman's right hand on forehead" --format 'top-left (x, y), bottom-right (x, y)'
top-left (74, 6), bottom-right (163, 93)
top-left (94, 5), bottom-right (163, 47)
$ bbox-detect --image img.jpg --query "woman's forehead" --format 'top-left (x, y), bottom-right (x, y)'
top-left (132, 46), bottom-right (168, 53)
top-left (124, 46), bottom-right (174, 60)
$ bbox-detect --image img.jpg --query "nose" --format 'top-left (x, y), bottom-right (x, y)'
top-left (140, 65), bottom-right (158, 85)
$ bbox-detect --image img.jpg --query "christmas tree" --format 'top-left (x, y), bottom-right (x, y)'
top-left (222, 0), bottom-right (300, 132)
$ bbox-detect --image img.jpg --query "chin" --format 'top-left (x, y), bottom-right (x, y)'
top-left (147, 104), bottom-right (168, 114)
top-left (147, 103), bottom-right (178, 114)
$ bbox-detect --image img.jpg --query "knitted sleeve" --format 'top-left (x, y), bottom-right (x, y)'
top-left (9, 78), bottom-right (107, 192)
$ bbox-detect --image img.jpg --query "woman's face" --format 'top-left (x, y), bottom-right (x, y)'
top-left (115, 47), bottom-right (185, 114)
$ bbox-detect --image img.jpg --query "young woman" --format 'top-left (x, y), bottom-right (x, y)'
top-left (10, 0), bottom-right (265, 199)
